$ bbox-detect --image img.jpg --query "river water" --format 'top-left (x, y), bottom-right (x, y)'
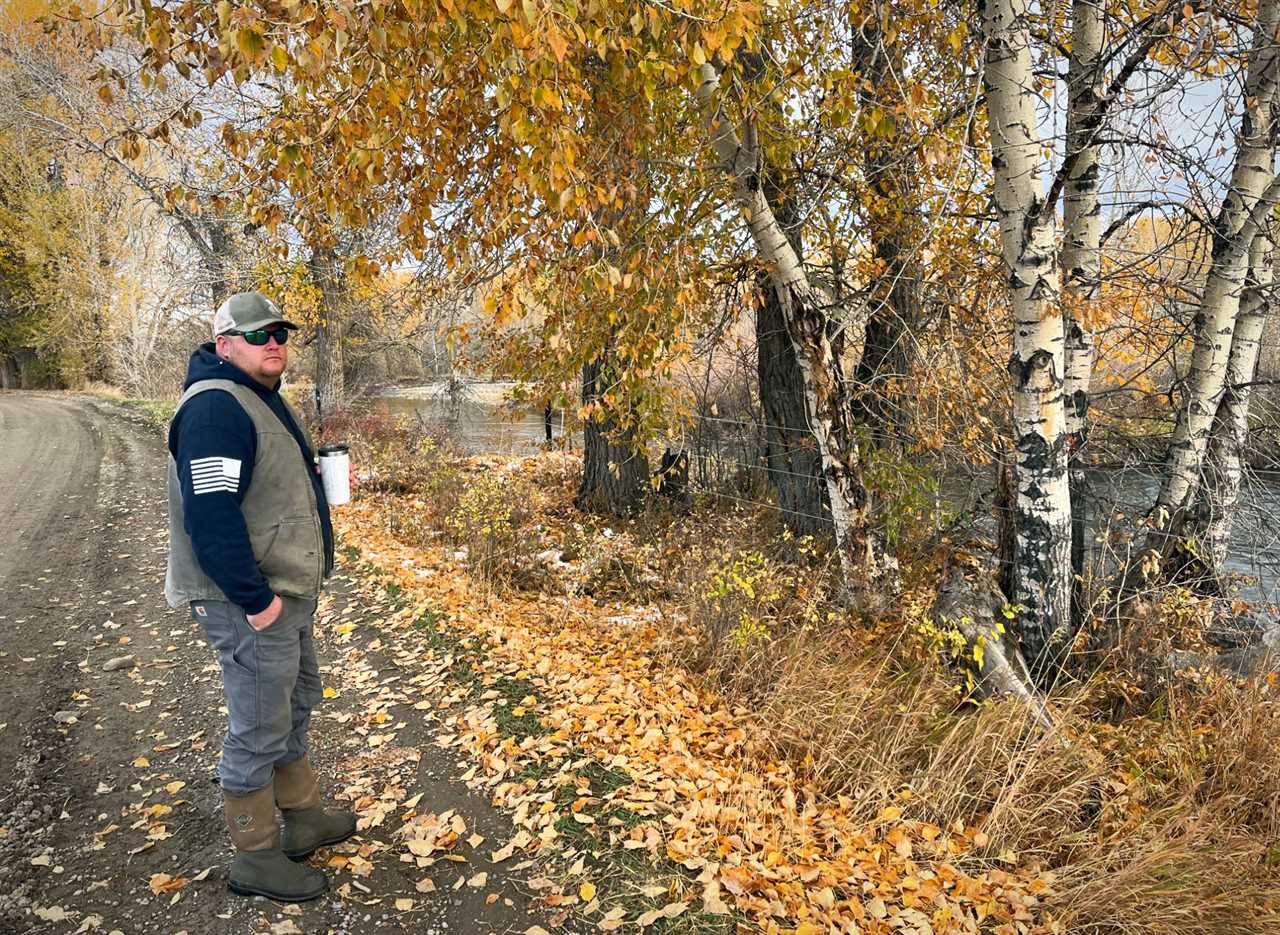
top-left (374, 385), bottom-right (1280, 608)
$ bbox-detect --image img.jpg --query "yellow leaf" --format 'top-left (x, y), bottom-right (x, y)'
top-left (235, 29), bottom-right (268, 64)
top-left (323, 687), bottom-right (338, 698)
top-left (579, 882), bottom-right (596, 901)
top-left (546, 23), bottom-right (567, 62)
top-left (131, 756), bottom-right (150, 768)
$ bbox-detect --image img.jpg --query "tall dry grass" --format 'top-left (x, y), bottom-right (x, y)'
top-left (348, 434), bottom-right (1280, 933)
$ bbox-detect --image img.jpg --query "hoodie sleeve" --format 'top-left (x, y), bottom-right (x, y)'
top-left (168, 391), bottom-right (276, 615)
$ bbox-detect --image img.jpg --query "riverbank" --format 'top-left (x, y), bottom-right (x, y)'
top-left (336, 422), bottom-right (1280, 934)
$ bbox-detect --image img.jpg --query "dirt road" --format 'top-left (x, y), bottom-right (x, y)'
top-left (0, 393), bottom-right (568, 935)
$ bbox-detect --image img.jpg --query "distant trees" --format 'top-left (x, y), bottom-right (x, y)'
top-left (0, 0), bottom-right (1267, 679)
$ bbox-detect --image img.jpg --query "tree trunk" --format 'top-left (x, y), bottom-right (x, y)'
top-left (755, 171), bottom-right (829, 536)
top-left (851, 244), bottom-right (919, 447)
top-left (203, 219), bottom-right (230, 309)
top-left (1059, 0), bottom-right (1104, 643)
top-left (1123, 0), bottom-right (1280, 592)
top-left (984, 0), bottom-right (1072, 676)
top-left (757, 277), bottom-right (830, 535)
top-left (576, 354), bottom-right (650, 515)
top-left (848, 24), bottom-right (922, 447)
top-left (697, 63), bottom-right (898, 603)
top-left (933, 560), bottom-right (1053, 728)
top-left (1191, 232), bottom-right (1275, 578)
top-left (307, 244), bottom-right (346, 422)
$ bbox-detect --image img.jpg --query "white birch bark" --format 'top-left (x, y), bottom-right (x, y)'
top-left (984, 0), bottom-right (1073, 672)
top-left (1055, 0), bottom-right (1104, 654)
top-left (1198, 233), bottom-right (1275, 573)
top-left (934, 562), bottom-right (1053, 728)
top-left (1147, 0), bottom-right (1280, 539)
top-left (695, 63), bottom-right (899, 602)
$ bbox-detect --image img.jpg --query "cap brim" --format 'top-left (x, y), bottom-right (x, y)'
top-left (225, 317), bottom-right (300, 333)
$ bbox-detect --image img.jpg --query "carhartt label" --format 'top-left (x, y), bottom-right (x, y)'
top-left (194, 605), bottom-right (207, 617)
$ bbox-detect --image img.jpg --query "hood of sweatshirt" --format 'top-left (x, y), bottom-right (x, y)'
top-left (182, 343), bottom-right (279, 395)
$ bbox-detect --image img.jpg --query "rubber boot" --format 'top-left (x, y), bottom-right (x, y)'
top-left (224, 784), bottom-right (327, 902)
top-left (275, 756), bottom-right (358, 861)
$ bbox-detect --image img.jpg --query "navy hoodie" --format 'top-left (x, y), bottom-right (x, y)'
top-left (168, 344), bottom-right (334, 615)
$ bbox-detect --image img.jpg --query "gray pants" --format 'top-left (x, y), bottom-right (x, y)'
top-left (192, 596), bottom-right (322, 795)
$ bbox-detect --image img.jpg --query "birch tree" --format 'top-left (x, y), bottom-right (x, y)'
top-left (1190, 231), bottom-right (1275, 579)
top-left (1060, 0), bottom-right (1105, 634)
top-left (983, 0), bottom-right (1072, 673)
top-left (1125, 0), bottom-right (1280, 590)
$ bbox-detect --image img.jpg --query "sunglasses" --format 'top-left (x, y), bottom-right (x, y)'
top-left (225, 327), bottom-right (290, 346)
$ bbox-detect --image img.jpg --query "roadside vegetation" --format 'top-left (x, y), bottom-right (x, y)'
top-left (316, 413), bottom-right (1280, 934)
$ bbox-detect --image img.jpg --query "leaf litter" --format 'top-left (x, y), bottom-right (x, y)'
top-left (330, 475), bottom-right (1059, 934)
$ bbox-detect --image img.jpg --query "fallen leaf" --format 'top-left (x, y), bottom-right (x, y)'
top-left (579, 882), bottom-right (597, 901)
top-left (395, 898), bottom-right (414, 911)
top-left (467, 871), bottom-right (488, 888)
top-left (148, 873), bottom-right (188, 895)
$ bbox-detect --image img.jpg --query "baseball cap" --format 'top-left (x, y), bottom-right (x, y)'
top-left (212, 291), bottom-right (299, 338)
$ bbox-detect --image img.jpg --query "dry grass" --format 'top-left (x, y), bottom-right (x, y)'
top-left (351, 440), bottom-right (1280, 933)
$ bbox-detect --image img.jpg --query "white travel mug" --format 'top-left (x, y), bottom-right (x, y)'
top-left (318, 443), bottom-right (350, 506)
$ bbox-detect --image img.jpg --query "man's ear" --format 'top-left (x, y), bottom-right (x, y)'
top-left (214, 334), bottom-right (230, 359)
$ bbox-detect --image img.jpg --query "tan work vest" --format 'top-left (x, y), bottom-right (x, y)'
top-left (164, 379), bottom-right (325, 609)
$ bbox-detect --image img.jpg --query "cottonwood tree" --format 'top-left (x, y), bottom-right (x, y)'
top-left (0, 23), bottom-right (246, 308)
top-left (697, 59), bottom-right (899, 598)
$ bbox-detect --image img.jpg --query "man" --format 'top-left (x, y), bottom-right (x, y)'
top-left (165, 291), bottom-right (355, 902)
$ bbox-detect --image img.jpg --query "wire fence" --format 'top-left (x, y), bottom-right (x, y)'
top-left (364, 401), bottom-right (1280, 609)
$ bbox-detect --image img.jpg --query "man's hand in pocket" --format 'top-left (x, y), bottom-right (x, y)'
top-left (247, 594), bottom-right (283, 631)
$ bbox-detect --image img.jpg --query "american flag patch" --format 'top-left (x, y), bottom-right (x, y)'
top-left (190, 456), bottom-right (241, 495)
